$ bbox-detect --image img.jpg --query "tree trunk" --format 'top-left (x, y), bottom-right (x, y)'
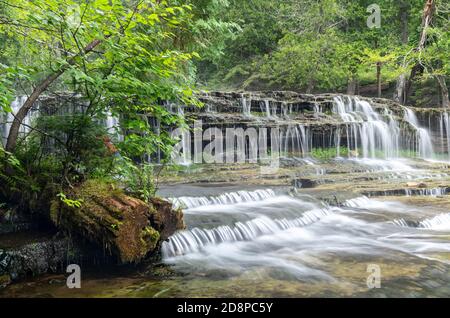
top-left (404, 0), bottom-right (435, 104)
top-left (347, 77), bottom-right (357, 95)
top-left (394, 74), bottom-right (407, 104)
top-left (376, 62), bottom-right (382, 98)
top-left (419, 0), bottom-right (435, 51)
top-left (5, 38), bottom-right (103, 153)
top-left (437, 76), bottom-right (450, 108)
top-left (393, 1), bottom-right (410, 104)
top-left (51, 181), bottom-right (185, 263)
top-left (306, 78), bottom-right (315, 94)
top-left (405, 63), bottom-right (424, 105)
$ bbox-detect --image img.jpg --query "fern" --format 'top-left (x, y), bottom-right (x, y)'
top-left (57, 193), bottom-right (83, 209)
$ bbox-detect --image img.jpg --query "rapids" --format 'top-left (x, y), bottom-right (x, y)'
top-left (1, 94), bottom-right (450, 298)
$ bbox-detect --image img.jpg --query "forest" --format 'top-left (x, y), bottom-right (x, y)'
top-left (0, 0), bottom-right (450, 298)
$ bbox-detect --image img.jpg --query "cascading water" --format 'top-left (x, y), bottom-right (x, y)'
top-left (403, 107), bottom-right (434, 159)
top-left (159, 186), bottom-right (450, 296)
top-left (1, 96), bottom-right (123, 147)
top-left (281, 102), bottom-right (291, 118)
top-left (331, 96), bottom-right (440, 160)
top-left (241, 95), bottom-right (252, 117)
top-left (333, 96), bottom-right (400, 158)
top-left (1, 96), bottom-right (36, 146)
top-left (259, 100), bottom-right (271, 118)
top-left (169, 189), bottom-right (276, 209)
top-left (5, 91), bottom-right (450, 297)
top-left (440, 112), bottom-right (450, 160)
top-left (163, 207), bottom-right (334, 257)
top-left (419, 213), bottom-right (450, 231)
top-left (279, 125), bottom-right (310, 157)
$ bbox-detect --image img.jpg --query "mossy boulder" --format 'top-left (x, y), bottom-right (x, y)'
top-left (50, 180), bottom-right (184, 263)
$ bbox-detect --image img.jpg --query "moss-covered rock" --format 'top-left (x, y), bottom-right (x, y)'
top-left (50, 180), bottom-right (184, 263)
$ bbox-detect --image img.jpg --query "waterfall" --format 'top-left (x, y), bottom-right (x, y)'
top-left (281, 102), bottom-right (291, 118)
top-left (404, 187), bottom-right (448, 197)
top-left (440, 113), bottom-right (450, 160)
top-left (105, 110), bottom-right (124, 142)
top-left (162, 207), bottom-right (333, 257)
top-left (332, 96), bottom-right (436, 160)
top-left (313, 102), bottom-right (322, 116)
top-left (403, 107), bottom-right (434, 159)
top-left (271, 101), bottom-right (278, 118)
top-left (343, 196), bottom-right (372, 208)
top-left (1, 96), bottom-right (37, 146)
top-left (419, 213), bottom-right (450, 231)
top-left (279, 125), bottom-right (310, 157)
top-left (333, 96), bottom-right (401, 158)
top-left (332, 96), bottom-right (438, 159)
top-left (259, 100), bottom-right (272, 118)
top-left (241, 95), bottom-right (251, 117)
top-left (169, 189), bottom-right (276, 209)
top-left (1, 96), bottom-right (126, 148)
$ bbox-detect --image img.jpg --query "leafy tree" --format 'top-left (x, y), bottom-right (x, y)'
top-left (0, 0), bottom-right (198, 155)
top-left (0, 0), bottom-right (213, 207)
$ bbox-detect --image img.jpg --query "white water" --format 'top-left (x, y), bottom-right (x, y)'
top-left (333, 96), bottom-right (400, 158)
top-left (280, 125), bottom-right (310, 156)
top-left (405, 187), bottom-right (448, 197)
top-left (169, 189), bottom-right (276, 209)
top-left (1, 96), bottom-right (37, 146)
top-left (235, 95), bottom-right (442, 161)
top-left (403, 108), bottom-right (434, 159)
top-left (440, 112), bottom-right (450, 161)
top-left (1, 96), bottom-right (124, 147)
top-left (241, 95), bottom-right (252, 117)
top-left (419, 213), bottom-right (450, 231)
top-left (4, 94), bottom-right (446, 165)
top-left (162, 190), bottom-right (450, 288)
top-left (163, 206), bottom-right (334, 257)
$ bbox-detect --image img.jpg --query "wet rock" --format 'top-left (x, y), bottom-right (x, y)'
top-left (48, 278), bottom-right (65, 285)
top-left (293, 178), bottom-right (316, 189)
top-left (0, 237), bottom-right (81, 282)
top-left (406, 182), bottom-right (427, 188)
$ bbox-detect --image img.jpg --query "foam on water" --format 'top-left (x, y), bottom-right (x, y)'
top-left (162, 207), bottom-right (334, 257)
top-left (169, 189), bottom-right (277, 209)
top-left (419, 213), bottom-right (450, 231)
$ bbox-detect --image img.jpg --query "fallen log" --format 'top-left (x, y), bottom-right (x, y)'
top-left (50, 180), bottom-right (184, 263)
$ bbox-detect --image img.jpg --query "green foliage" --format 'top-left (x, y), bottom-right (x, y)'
top-left (57, 192), bottom-right (83, 208)
top-left (0, 0), bottom-right (201, 156)
top-left (0, 0), bottom-right (216, 207)
top-left (12, 112), bottom-right (115, 186)
top-left (197, 0), bottom-right (449, 96)
top-left (114, 156), bottom-right (156, 203)
top-left (0, 143), bottom-right (40, 200)
top-left (311, 147), bottom-right (349, 160)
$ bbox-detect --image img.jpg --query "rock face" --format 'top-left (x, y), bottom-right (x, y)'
top-left (0, 237), bottom-right (79, 282)
top-left (50, 180), bottom-right (184, 263)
